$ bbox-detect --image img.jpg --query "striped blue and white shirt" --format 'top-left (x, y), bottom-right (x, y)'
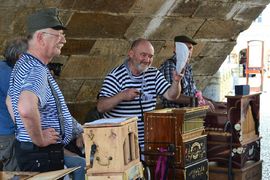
top-left (8, 53), bottom-right (73, 145)
top-left (99, 60), bottom-right (171, 144)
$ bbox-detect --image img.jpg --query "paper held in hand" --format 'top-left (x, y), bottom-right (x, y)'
top-left (175, 42), bottom-right (189, 75)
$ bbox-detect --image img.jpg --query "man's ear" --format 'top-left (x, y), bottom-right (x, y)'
top-left (128, 49), bottom-right (134, 58)
top-left (36, 32), bottom-right (43, 40)
top-left (36, 32), bottom-right (45, 45)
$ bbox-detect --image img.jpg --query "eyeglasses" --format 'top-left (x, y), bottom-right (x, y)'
top-left (42, 32), bottom-right (66, 38)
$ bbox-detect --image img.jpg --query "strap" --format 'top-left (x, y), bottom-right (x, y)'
top-left (224, 121), bottom-right (233, 180)
top-left (167, 144), bottom-right (176, 180)
top-left (48, 78), bottom-right (65, 139)
top-left (154, 148), bottom-right (168, 180)
top-left (139, 91), bottom-right (144, 122)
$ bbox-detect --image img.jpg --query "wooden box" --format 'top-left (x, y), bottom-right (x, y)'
top-left (83, 117), bottom-right (140, 173)
top-left (207, 136), bottom-right (261, 168)
top-left (87, 161), bottom-right (143, 180)
top-left (209, 160), bottom-right (262, 180)
top-left (144, 107), bottom-right (208, 168)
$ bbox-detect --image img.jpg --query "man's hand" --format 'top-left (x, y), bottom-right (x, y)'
top-left (41, 128), bottom-right (60, 147)
top-left (205, 100), bottom-right (215, 112)
top-left (172, 71), bottom-right (183, 82)
top-left (97, 88), bottom-right (140, 113)
top-left (121, 88), bottom-right (140, 101)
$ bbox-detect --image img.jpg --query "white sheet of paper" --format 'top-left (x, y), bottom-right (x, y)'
top-left (175, 42), bottom-right (189, 74)
top-left (85, 117), bottom-right (128, 125)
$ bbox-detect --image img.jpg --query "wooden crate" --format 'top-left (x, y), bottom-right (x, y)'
top-left (83, 117), bottom-right (140, 173)
top-left (209, 160), bottom-right (262, 180)
top-left (144, 107), bottom-right (208, 168)
top-left (207, 136), bottom-right (261, 169)
top-left (87, 161), bottom-right (143, 180)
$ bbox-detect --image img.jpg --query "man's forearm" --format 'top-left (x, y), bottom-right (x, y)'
top-left (97, 88), bottom-right (140, 113)
top-left (23, 116), bottom-right (45, 146)
top-left (19, 106), bottom-right (45, 146)
top-left (164, 79), bottom-right (181, 101)
top-left (97, 94), bottom-right (123, 113)
top-left (18, 91), bottom-right (45, 146)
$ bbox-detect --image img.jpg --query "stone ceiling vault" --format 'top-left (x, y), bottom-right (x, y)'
top-left (1, 0), bottom-right (269, 122)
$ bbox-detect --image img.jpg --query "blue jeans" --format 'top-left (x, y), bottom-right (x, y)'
top-left (64, 155), bottom-right (86, 180)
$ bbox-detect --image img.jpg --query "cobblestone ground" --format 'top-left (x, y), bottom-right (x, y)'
top-left (260, 78), bottom-right (270, 180)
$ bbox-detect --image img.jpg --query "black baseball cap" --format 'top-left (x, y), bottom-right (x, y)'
top-left (27, 8), bottom-right (67, 34)
top-left (174, 35), bottom-right (197, 45)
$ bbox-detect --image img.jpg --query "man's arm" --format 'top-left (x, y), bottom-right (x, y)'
top-left (163, 71), bottom-right (182, 101)
top-left (18, 91), bottom-right (59, 147)
top-left (97, 88), bottom-right (140, 113)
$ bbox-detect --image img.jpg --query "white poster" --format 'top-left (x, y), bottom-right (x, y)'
top-left (248, 40), bottom-right (263, 68)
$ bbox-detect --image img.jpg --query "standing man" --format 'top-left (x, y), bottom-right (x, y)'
top-left (0, 37), bottom-right (28, 171)
top-left (159, 35), bottom-right (215, 110)
top-left (97, 38), bottom-right (182, 145)
top-left (6, 8), bottom-right (73, 172)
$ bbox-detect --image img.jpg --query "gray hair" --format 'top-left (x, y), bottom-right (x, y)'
top-left (3, 37), bottom-right (28, 67)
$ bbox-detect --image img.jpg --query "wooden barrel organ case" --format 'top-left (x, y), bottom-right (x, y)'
top-left (144, 106), bottom-right (209, 179)
top-left (204, 93), bottom-right (262, 179)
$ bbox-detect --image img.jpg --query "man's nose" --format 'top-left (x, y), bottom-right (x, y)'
top-left (61, 36), bottom-right (67, 43)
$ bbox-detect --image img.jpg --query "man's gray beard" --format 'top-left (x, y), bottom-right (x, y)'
top-left (136, 64), bottom-right (149, 73)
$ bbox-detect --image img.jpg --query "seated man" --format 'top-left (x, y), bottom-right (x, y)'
top-left (97, 38), bottom-right (182, 146)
